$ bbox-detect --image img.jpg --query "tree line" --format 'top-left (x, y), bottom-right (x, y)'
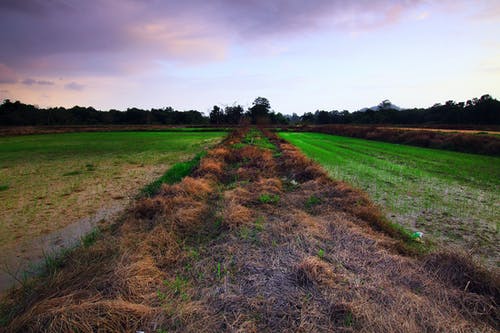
top-left (1, 95), bottom-right (499, 126)
top-left (0, 101), bottom-right (207, 126)
top-left (297, 95), bottom-right (500, 125)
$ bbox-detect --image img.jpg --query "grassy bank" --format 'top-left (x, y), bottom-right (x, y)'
top-left (0, 130), bottom-right (226, 249)
top-left (279, 132), bottom-right (500, 265)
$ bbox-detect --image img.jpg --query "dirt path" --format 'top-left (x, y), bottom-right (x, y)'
top-left (1, 129), bottom-right (498, 332)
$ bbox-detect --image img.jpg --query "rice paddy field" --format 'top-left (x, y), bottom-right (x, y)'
top-left (279, 131), bottom-right (500, 265)
top-left (1, 128), bottom-right (497, 332)
top-left (0, 130), bottom-right (226, 250)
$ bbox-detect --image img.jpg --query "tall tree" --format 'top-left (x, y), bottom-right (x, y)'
top-left (209, 105), bottom-right (224, 124)
top-left (248, 97), bottom-right (271, 124)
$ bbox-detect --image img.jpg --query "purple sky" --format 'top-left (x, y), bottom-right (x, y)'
top-left (0, 0), bottom-right (499, 114)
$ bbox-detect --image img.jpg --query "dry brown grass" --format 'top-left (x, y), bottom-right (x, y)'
top-left (145, 226), bottom-right (184, 269)
top-left (162, 176), bottom-right (214, 199)
top-left (8, 296), bottom-right (157, 332)
top-left (295, 256), bottom-right (336, 287)
top-left (196, 158), bottom-right (224, 178)
top-left (207, 146), bottom-right (231, 161)
top-left (222, 201), bottom-right (254, 228)
top-left (224, 187), bottom-right (253, 205)
top-left (250, 177), bottom-right (282, 195)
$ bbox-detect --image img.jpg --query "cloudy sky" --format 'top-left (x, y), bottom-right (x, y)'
top-left (0, 0), bottom-right (499, 114)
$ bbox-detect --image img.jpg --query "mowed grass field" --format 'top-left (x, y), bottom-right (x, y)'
top-left (279, 132), bottom-right (500, 264)
top-left (0, 131), bottom-right (225, 249)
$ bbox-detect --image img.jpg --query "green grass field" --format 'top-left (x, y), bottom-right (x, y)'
top-left (0, 131), bottom-right (226, 248)
top-left (280, 132), bottom-right (500, 264)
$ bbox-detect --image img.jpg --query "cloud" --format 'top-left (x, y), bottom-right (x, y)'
top-left (21, 78), bottom-right (55, 86)
top-left (64, 82), bottom-right (85, 91)
top-left (0, 0), bottom-right (423, 75)
top-left (0, 0), bottom-right (496, 79)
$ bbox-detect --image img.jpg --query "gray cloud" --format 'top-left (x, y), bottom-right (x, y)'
top-left (64, 82), bottom-right (85, 91)
top-left (22, 78), bottom-right (55, 86)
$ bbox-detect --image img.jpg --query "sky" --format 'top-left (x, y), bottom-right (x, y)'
top-left (0, 0), bottom-right (499, 115)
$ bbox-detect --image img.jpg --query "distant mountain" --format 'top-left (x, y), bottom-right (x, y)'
top-left (358, 100), bottom-right (402, 112)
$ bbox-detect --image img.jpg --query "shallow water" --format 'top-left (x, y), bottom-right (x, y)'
top-left (0, 203), bottom-right (125, 294)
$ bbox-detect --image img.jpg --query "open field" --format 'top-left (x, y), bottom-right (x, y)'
top-left (1, 128), bottom-right (498, 332)
top-left (0, 131), bottom-right (226, 251)
top-left (284, 124), bottom-right (500, 155)
top-left (279, 131), bottom-right (500, 265)
top-left (0, 125), bottom-right (232, 137)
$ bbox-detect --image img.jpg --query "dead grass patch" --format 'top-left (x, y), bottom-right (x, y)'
top-left (8, 296), bottom-right (156, 333)
top-left (161, 176), bottom-right (213, 199)
top-left (145, 226), bottom-right (184, 269)
top-left (171, 199), bottom-right (209, 236)
top-left (222, 201), bottom-right (254, 228)
top-left (224, 187), bottom-right (253, 205)
top-left (196, 158), bottom-right (224, 179)
top-left (423, 250), bottom-right (500, 299)
top-left (295, 256), bottom-right (336, 287)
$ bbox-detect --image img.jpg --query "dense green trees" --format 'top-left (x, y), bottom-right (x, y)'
top-left (208, 97), bottom-right (287, 125)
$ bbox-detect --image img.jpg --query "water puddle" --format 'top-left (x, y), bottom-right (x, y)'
top-left (0, 203), bottom-right (125, 295)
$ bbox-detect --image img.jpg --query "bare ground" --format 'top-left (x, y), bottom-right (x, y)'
top-left (1, 129), bottom-right (498, 332)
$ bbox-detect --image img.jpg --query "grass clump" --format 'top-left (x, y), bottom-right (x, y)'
top-left (164, 276), bottom-right (190, 301)
top-left (81, 228), bottom-right (100, 247)
top-left (62, 170), bottom-right (82, 176)
top-left (239, 128), bottom-right (277, 151)
top-left (141, 152), bottom-right (205, 197)
top-left (305, 195), bottom-right (321, 209)
top-left (85, 163), bottom-right (96, 171)
top-left (259, 193), bottom-right (280, 204)
top-left (0, 185), bottom-right (9, 191)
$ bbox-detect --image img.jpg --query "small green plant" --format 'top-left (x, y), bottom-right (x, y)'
top-left (62, 170), bottom-right (82, 176)
top-left (140, 152), bottom-right (205, 197)
top-left (259, 193), bottom-right (280, 204)
top-left (254, 216), bottom-right (265, 231)
top-left (317, 248), bottom-right (325, 259)
top-left (81, 228), bottom-right (100, 247)
top-left (38, 249), bottom-right (70, 277)
top-left (0, 185), bottom-right (9, 191)
top-left (85, 163), bottom-right (96, 171)
top-left (344, 312), bottom-right (353, 327)
top-left (186, 247), bottom-right (200, 260)
top-left (163, 276), bottom-right (189, 301)
top-left (216, 262), bottom-right (224, 280)
top-left (239, 227), bottom-right (251, 240)
top-left (157, 290), bottom-right (166, 302)
top-left (231, 143), bottom-right (245, 149)
top-left (305, 195), bottom-right (321, 209)
top-left (213, 217), bottom-right (222, 229)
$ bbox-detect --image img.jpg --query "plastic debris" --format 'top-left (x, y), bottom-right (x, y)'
top-left (411, 231), bottom-right (424, 241)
